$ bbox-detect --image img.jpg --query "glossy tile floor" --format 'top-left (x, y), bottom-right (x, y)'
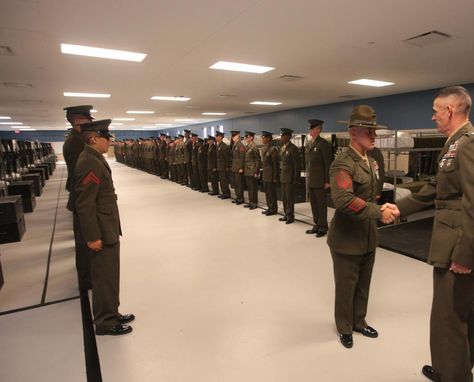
top-left (0, 160), bottom-right (433, 382)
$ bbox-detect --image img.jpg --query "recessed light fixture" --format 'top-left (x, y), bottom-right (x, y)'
top-left (113, 118), bottom-right (135, 121)
top-left (143, 127), bottom-right (159, 129)
top-left (126, 110), bottom-right (155, 114)
top-left (202, 112), bottom-right (227, 116)
top-left (250, 101), bottom-right (282, 106)
top-left (91, 109), bottom-right (98, 113)
top-left (60, 44), bottom-right (147, 62)
top-left (1, 122), bottom-right (22, 125)
top-left (19, 127), bottom-right (35, 130)
top-left (348, 79), bottom-right (394, 87)
top-left (3, 82), bottom-right (33, 88)
top-left (110, 123), bottom-right (123, 126)
top-left (175, 118), bottom-right (193, 122)
top-left (151, 96), bottom-right (191, 102)
top-left (64, 92), bottom-right (111, 98)
top-left (210, 61), bottom-right (274, 74)
top-left (0, 116), bottom-right (11, 119)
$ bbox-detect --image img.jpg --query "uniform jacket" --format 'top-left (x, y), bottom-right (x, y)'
top-left (327, 146), bottom-right (382, 255)
top-left (262, 143), bottom-right (280, 183)
top-left (231, 140), bottom-right (245, 173)
top-left (244, 141), bottom-right (261, 177)
top-left (305, 136), bottom-right (332, 188)
top-left (184, 138), bottom-right (193, 163)
top-left (398, 122), bottom-right (474, 268)
top-left (216, 141), bottom-right (230, 171)
top-left (63, 129), bottom-right (84, 192)
top-left (367, 147), bottom-right (385, 197)
top-left (198, 143), bottom-right (208, 167)
top-left (207, 143), bottom-right (217, 170)
top-left (279, 141), bottom-right (301, 184)
top-left (74, 145), bottom-right (122, 245)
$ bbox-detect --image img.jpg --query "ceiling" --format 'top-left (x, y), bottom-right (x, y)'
top-left (1, 0), bottom-right (474, 131)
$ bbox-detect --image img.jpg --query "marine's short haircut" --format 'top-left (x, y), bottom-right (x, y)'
top-left (436, 86), bottom-right (471, 115)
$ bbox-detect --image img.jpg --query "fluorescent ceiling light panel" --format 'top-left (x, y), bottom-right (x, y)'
top-left (175, 118), bottom-right (193, 122)
top-left (202, 112), bottom-right (227, 116)
top-left (156, 124), bottom-right (172, 127)
top-left (0, 116), bottom-right (11, 119)
top-left (110, 123), bottom-right (123, 126)
top-left (151, 96), bottom-right (191, 102)
top-left (250, 101), bottom-right (282, 106)
top-left (210, 61), bottom-right (274, 74)
top-left (61, 43), bottom-right (146, 62)
top-left (64, 92), bottom-right (111, 98)
top-left (1, 122), bottom-right (22, 125)
top-left (348, 79), bottom-right (394, 87)
top-left (91, 109), bottom-right (98, 113)
top-left (113, 118), bottom-right (135, 121)
top-left (126, 110), bottom-right (155, 114)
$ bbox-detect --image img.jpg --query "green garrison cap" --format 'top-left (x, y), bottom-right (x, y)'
top-left (63, 105), bottom-right (93, 118)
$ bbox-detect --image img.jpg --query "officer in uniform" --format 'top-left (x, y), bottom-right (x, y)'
top-left (231, 131), bottom-right (245, 205)
top-left (328, 105), bottom-right (395, 349)
top-left (63, 105), bottom-right (93, 290)
top-left (183, 129), bottom-right (193, 186)
top-left (278, 128), bottom-right (301, 224)
top-left (215, 131), bottom-right (231, 199)
top-left (261, 131), bottom-right (279, 216)
top-left (243, 131), bottom-right (261, 209)
top-left (394, 86), bottom-right (474, 382)
top-left (305, 119), bottom-right (333, 237)
top-left (190, 132), bottom-right (200, 190)
top-left (367, 147), bottom-right (385, 201)
top-left (74, 119), bottom-right (134, 336)
top-left (198, 138), bottom-right (209, 193)
top-left (207, 136), bottom-right (219, 195)
top-left (159, 133), bottom-right (168, 179)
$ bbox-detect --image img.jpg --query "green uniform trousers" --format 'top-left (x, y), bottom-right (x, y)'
top-left (73, 212), bottom-right (91, 290)
top-left (431, 268), bottom-right (474, 382)
top-left (281, 182), bottom-right (295, 219)
top-left (91, 242), bottom-right (120, 332)
top-left (218, 170), bottom-right (230, 197)
top-left (246, 176), bottom-right (258, 206)
top-left (308, 187), bottom-right (328, 230)
top-left (233, 173), bottom-right (245, 202)
top-left (331, 250), bottom-right (375, 335)
top-left (264, 181), bottom-right (277, 213)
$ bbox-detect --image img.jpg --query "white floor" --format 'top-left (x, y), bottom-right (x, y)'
top-left (0, 161), bottom-right (433, 382)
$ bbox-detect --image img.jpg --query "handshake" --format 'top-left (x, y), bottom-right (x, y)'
top-left (380, 203), bottom-right (400, 224)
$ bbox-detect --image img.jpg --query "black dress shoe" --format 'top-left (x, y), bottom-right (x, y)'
top-left (339, 334), bottom-right (353, 348)
top-left (96, 324), bottom-right (133, 336)
top-left (305, 227), bottom-right (318, 234)
top-left (249, 205), bottom-right (257, 210)
top-left (265, 211), bottom-right (277, 216)
top-left (286, 218), bottom-right (294, 224)
top-left (118, 313), bottom-right (135, 324)
top-left (316, 230), bottom-right (327, 238)
top-left (218, 195), bottom-right (224, 198)
top-left (422, 365), bottom-right (441, 382)
top-left (221, 195), bottom-right (230, 200)
top-left (232, 200), bottom-right (237, 204)
top-left (354, 326), bottom-right (378, 338)
top-left (261, 210), bottom-right (268, 214)
top-left (235, 201), bottom-right (244, 205)
top-left (208, 192), bottom-right (218, 196)
top-left (279, 216), bottom-right (287, 221)
top-left (243, 204), bottom-right (250, 208)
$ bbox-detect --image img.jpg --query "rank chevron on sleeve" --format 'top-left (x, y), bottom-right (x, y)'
top-left (82, 170), bottom-right (100, 186)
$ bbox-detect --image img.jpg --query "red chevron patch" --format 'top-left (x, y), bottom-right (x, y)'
top-left (348, 197), bottom-right (366, 212)
top-left (336, 169), bottom-right (352, 190)
top-left (82, 170), bottom-right (100, 186)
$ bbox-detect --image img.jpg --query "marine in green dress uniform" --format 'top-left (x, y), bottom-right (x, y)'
top-left (278, 128), bottom-right (301, 224)
top-left (207, 136), bottom-right (219, 195)
top-left (74, 119), bottom-right (135, 336)
top-left (231, 131), bottom-right (245, 205)
top-left (215, 131), bottom-right (231, 199)
top-left (243, 131), bottom-right (261, 209)
top-left (305, 119), bottom-right (333, 237)
top-left (63, 105), bottom-right (93, 291)
top-left (327, 105), bottom-right (396, 349)
top-left (394, 86), bottom-right (474, 382)
top-left (260, 131), bottom-right (279, 216)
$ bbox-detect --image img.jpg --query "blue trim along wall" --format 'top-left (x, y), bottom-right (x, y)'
top-left (1, 83), bottom-right (472, 142)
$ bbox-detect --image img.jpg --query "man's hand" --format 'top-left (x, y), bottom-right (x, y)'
top-left (324, 182), bottom-right (330, 190)
top-left (238, 169), bottom-right (244, 173)
top-left (87, 239), bottom-right (103, 252)
top-left (450, 262), bottom-right (472, 274)
top-left (379, 203), bottom-right (400, 224)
